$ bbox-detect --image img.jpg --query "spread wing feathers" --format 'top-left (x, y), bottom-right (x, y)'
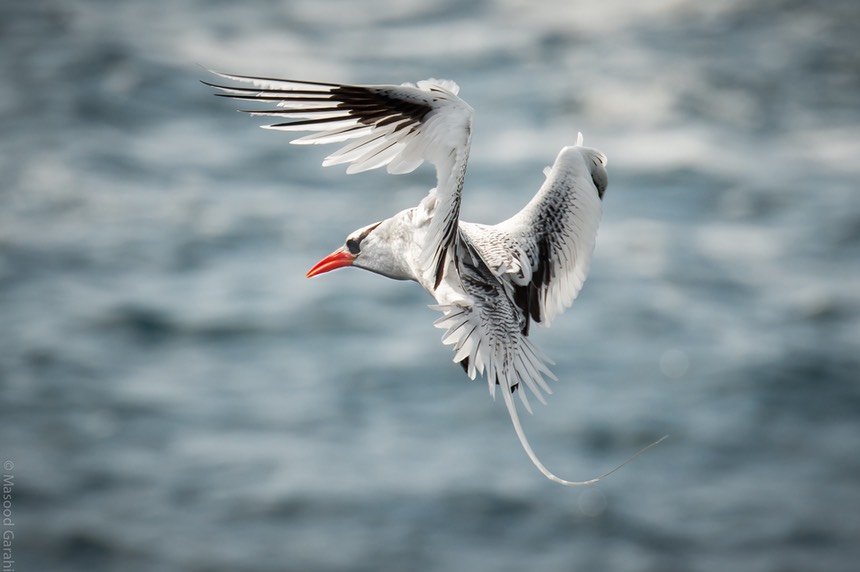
top-left (430, 238), bottom-right (557, 413)
top-left (205, 71), bottom-right (474, 287)
top-left (492, 138), bottom-right (607, 329)
top-left (431, 239), bottom-right (602, 487)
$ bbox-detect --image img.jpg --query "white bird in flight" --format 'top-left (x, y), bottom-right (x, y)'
top-left (206, 71), bottom-right (662, 486)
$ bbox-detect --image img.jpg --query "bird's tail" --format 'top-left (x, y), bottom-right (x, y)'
top-left (498, 379), bottom-right (602, 486)
top-left (499, 380), bottom-right (668, 487)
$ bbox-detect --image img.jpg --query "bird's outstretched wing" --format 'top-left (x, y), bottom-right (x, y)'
top-left (478, 137), bottom-right (607, 331)
top-left (204, 71), bottom-right (474, 287)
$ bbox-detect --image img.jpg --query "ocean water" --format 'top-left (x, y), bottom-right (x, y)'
top-left (1, 1), bottom-right (859, 571)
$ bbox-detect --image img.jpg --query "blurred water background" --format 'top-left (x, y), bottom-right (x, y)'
top-left (2, 1), bottom-right (859, 571)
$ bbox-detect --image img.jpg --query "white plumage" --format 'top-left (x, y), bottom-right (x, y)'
top-left (205, 71), bottom-right (640, 486)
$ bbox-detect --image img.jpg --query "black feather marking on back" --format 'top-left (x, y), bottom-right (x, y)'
top-left (512, 284), bottom-right (532, 337)
top-left (531, 234), bottom-right (552, 317)
top-left (512, 233), bottom-right (552, 335)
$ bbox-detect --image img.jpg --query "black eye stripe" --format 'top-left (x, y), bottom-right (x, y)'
top-left (346, 238), bottom-right (360, 255)
top-left (345, 221), bottom-right (382, 255)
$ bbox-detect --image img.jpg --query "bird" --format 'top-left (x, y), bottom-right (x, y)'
top-left (205, 71), bottom-right (661, 486)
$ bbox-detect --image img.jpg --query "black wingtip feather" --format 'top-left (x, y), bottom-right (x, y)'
top-left (207, 71), bottom-right (344, 89)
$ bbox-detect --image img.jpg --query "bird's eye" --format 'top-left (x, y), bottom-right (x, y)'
top-left (346, 238), bottom-right (360, 255)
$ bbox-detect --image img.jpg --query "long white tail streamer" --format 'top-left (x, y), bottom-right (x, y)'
top-left (499, 383), bottom-right (668, 486)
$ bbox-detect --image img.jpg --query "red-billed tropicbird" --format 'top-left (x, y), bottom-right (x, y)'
top-left (205, 72), bottom-right (660, 486)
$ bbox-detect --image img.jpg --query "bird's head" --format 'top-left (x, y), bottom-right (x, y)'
top-left (306, 219), bottom-right (414, 281)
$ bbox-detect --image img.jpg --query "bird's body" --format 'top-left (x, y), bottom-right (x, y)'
top-left (207, 72), bottom-right (619, 486)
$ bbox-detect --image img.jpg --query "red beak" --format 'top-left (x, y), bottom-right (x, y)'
top-left (306, 247), bottom-right (356, 278)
